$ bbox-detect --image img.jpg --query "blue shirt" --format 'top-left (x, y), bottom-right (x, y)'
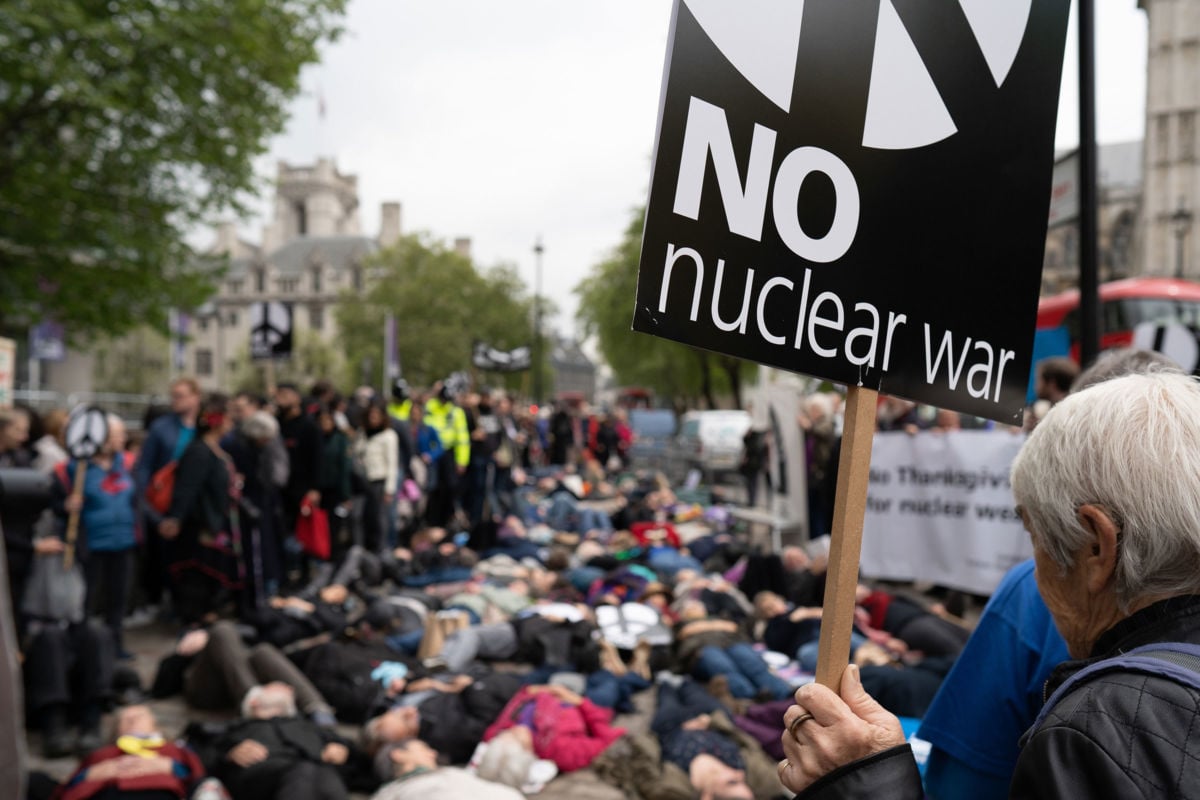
top-left (918, 560), bottom-right (1070, 800)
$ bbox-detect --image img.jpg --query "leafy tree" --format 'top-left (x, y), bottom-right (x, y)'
top-left (90, 329), bottom-right (171, 395)
top-left (336, 234), bottom-right (540, 392)
top-left (0, 0), bottom-right (346, 340)
top-left (575, 208), bottom-right (755, 411)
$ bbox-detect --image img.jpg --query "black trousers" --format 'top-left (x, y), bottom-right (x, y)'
top-left (184, 621), bottom-right (331, 716)
top-left (84, 549), bottom-right (131, 652)
top-left (425, 452), bottom-right (460, 528)
top-left (360, 480), bottom-right (386, 553)
top-left (23, 619), bottom-right (113, 720)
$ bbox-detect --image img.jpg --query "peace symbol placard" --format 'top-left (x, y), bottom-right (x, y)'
top-left (65, 406), bottom-right (108, 460)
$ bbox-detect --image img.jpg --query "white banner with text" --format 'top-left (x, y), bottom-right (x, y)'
top-left (860, 430), bottom-right (1032, 595)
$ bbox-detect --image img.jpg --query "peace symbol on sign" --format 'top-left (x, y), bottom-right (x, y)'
top-left (65, 406), bottom-right (109, 460)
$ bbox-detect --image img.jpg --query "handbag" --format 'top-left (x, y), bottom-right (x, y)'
top-left (295, 497), bottom-right (331, 560)
top-left (22, 546), bottom-right (86, 623)
top-left (146, 461), bottom-right (177, 515)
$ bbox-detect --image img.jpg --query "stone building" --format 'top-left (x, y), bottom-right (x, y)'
top-left (186, 158), bottom-right (403, 390)
top-left (1041, 141), bottom-right (1142, 294)
top-left (1139, 0), bottom-right (1200, 279)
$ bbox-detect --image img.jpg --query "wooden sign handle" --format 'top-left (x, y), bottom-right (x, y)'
top-left (814, 386), bottom-right (878, 689)
top-left (62, 460), bottom-right (88, 570)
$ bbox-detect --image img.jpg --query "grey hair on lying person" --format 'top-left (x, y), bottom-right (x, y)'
top-left (1012, 370), bottom-right (1200, 611)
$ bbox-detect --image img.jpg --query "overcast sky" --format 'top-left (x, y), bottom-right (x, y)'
top-left (243, 1), bottom-right (1149, 337)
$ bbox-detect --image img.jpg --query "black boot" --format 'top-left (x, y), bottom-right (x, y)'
top-left (76, 703), bottom-right (103, 755)
top-left (41, 705), bottom-right (75, 759)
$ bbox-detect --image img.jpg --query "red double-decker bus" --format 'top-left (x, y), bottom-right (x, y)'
top-left (1036, 277), bottom-right (1200, 363)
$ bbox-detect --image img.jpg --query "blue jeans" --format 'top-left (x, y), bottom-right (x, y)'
top-left (386, 628), bottom-right (425, 655)
top-left (693, 643), bottom-right (793, 700)
top-left (521, 667), bottom-right (651, 713)
top-left (647, 547), bottom-right (703, 577)
top-left (585, 669), bottom-right (652, 712)
top-left (798, 632), bottom-right (868, 673)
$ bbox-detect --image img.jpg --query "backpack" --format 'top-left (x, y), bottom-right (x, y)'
top-left (145, 460), bottom-right (177, 515)
top-left (1032, 642), bottom-right (1200, 731)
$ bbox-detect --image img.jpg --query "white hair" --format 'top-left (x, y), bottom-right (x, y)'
top-left (241, 410), bottom-right (279, 443)
top-left (805, 393), bottom-right (835, 420)
top-left (1012, 371), bottom-right (1200, 610)
top-left (241, 684), bottom-right (296, 719)
top-left (475, 733), bottom-right (535, 789)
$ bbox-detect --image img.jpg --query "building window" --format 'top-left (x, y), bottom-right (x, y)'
top-left (255, 268), bottom-right (266, 293)
top-left (311, 266), bottom-right (322, 293)
top-left (295, 200), bottom-right (308, 236)
top-left (1181, 112), bottom-right (1196, 162)
top-left (196, 349), bottom-right (213, 376)
top-left (310, 303), bottom-right (324, 330)
top-left (227, 310), bottom-right (239, 326)
top-left (228, 279), bottom-right (243, 295)
top-left (279, 278), bottom-right (299, 294)
top-left (197, 317), bottom-right (209, 332)
top-left (352, 266), bottom-right (363, 291)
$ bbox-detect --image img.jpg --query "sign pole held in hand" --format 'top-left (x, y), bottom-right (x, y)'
top-left (813, 386), bottom-right (877, 689)
top-left (62, 461), bottom-right (88, 571)
top-left (63, 407), bottom-right (108, 570)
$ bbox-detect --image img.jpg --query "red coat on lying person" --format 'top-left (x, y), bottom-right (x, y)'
top-left (53, 737), bottom-right (207, 800)
top-left (483, 685), bottom-right (625, 773)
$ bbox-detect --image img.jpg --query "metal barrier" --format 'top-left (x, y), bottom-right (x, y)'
top-left (12, 390), bottom-right (166, 430)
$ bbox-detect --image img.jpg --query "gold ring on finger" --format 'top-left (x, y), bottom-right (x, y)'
top-left (788, 711), bottom-right (815, 740)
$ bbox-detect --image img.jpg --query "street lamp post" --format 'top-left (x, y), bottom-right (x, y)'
top-left (533, 237), bottom-right (544, 406)
top-left (1172, 198), bottom-right (1193, 279)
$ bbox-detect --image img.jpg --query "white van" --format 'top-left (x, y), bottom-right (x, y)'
top-left (669, 409), bottom-right (752, 483)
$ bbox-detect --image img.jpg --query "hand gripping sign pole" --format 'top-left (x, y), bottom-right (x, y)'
top-left (813, 387), bottom-right (876, 688)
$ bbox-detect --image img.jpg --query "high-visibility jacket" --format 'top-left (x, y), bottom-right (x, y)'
top-left (425, 397), bottom-right (470, 469)
top-left (387, 399), bottom-right (414, 422)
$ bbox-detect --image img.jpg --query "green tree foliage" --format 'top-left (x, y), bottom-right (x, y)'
top-left (336, 234), bottom-right (540, 391)
top-left (575, 208), bottom-right (755, 411)
top-left (0, 0), bottom-right (346, 339)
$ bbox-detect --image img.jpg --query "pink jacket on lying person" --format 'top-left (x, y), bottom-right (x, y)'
top-left (483, 686), bottom-right (626, 773)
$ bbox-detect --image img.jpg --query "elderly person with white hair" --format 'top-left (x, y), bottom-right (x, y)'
top-left (214, 682), bottom-right (356, 800)
top-left (777, 371), bottom-right (1200, 799)
top-left (371, 737), bottom-right (527, 800)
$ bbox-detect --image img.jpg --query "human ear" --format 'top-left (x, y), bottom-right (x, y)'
top-left (1077, 504), bottom-right (1120, 594)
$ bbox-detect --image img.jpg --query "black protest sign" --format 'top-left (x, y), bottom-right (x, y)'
top-left (65, 406), bottom-right (108, 460)
top-left (634, 0), bottom-right (1070, 423)
top-left (473, 342), bottom-right (533, 373)
top-left (250, 301), bottom-right (293, 360)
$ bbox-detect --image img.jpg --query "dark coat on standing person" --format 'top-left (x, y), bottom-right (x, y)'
top-left (165, 440), bottom-right (239, 621)
top-left (278, 412), bottom-right (321, 514)
top-left (317, 427), bottom-right (354, 508)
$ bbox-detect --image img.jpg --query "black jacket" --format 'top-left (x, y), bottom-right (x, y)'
top-left (1008, 594), bottom-right (1200, 799)
top-left (416, 671), bottom-right (523, 764)
top-left (798, 594), bottom-right (1200, 799)
top-left (214, 716), bottom-right (346, 798)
